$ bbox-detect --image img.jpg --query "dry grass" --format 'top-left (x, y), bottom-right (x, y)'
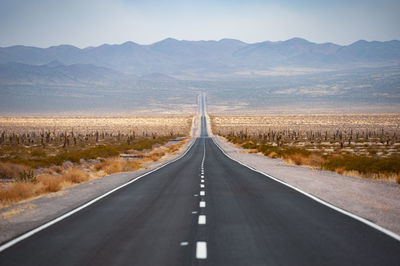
top-left (0, 162), bottom-right (31, 180)
top-left (0, 136), bottom-right (188, 209)
top-left (94, 158), bottom-right (140, 174)
top-left (339, 170), bottom-right (400, 183)
top-left (0, 182), bottom-right (36, 205)
top-left (0, 116), bottom-right (192, 136)
top-left (36, 174), bottom-right (63, 193)
top-left (61, 168), bottom-right (89, 184)
top-left (284, 153), bottom-right (325, 167)
top-left (211, 114), bottom-right (400, 158)
top-left (212, 114), bottom-right (400, 183)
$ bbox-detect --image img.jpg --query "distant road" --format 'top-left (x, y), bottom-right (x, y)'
top-left (0, 95), bottom-right (399, 265)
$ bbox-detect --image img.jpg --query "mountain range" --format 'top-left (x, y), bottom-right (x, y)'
top-left (1, 38), bottom-right (399, 79)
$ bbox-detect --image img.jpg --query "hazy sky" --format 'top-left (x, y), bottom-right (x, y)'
top-left (1, 0), bottom-right (399, 48)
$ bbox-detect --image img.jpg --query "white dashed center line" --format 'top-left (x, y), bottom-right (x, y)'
top-left (200, 191), bottom-right (205, 196)
top-left (200, 184), bottom-right (205, 188)
top-left (198, 215), bottom-right (206, 224)
top-left (201, 180), bottom-right (204, 183)
top-left (196, 241), bottom-right (207, 259)
top-left (199, 201), bottom-right (206, 208)
top-left (180, 242), bottom-right (189, 246)
top-left (192, 211), bottom-right (198, 214)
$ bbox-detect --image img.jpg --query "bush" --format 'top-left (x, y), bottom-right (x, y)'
top-left (31, 149), bottom-right (46, 157)
top-left (94, 158), bottom-right (140, 174)
top-left (17, 170), bottom-right (36, 183)
top-left (37, 175), bottom-right (63, 192)
top-left (322, 155), bottom-right (400, 175)
top-left (242, 142), bottom-right (258, 149)
top-left (0, 182), bottom-right (36, 203)
top-left (61, 168), bottom-right (89, 183)
top-left (0, 162), bottom-right (30, 179)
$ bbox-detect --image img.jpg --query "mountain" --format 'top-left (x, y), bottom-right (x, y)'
top-left (0, 62), bottom-right (125, 85)
top-left (0, 38), bottom-right (399, 78)
top-left (140, 72), bottom-right (176, 81)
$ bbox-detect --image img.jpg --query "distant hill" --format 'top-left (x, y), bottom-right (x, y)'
top-left (0, 62), bottom-right (125, 85)
top-left (139, 72), bottom-right (176, 81)
top-left (1, 38), bottom-right (399, 77)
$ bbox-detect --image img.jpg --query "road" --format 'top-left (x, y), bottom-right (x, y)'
top-left (0, 95), bottom-right (399, 265)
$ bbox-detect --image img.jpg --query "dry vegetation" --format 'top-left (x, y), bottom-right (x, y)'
top-left (0, 116), bottom-right (192, 208)
top-left (211, 114), bottom-right (400, 183)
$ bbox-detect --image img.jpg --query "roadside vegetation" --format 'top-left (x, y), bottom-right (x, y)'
top-left (0, 116), bottom-right (192, 208)
top-left (212, 115), bottom-right (400, 184)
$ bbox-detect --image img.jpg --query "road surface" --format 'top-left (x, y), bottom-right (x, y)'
top-left (0, 95), bottom-right (399, 265)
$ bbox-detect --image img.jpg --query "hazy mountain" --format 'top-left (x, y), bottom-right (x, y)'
top-left (1, 38), bottom-right (399, 115)
top-left (1, 38), bottom-right (399, 77)
top-left (140, 72), bottom-right (176, 81)
top-left (0, 62), bottom-right (125, 85)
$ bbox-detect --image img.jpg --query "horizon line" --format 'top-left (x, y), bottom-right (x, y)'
top-left (1, 37), bottom-right (399, 50)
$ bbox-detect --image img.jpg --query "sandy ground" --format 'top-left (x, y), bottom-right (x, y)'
top-left (213, 136), bottom-right (400, 235)
top-left (0, 138), bottom-right (195, 244)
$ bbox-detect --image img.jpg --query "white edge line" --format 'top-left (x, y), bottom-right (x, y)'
top-left (211, 137), bottom-right (400, 242)
top-left (0, 137), bottom-right (198, 253)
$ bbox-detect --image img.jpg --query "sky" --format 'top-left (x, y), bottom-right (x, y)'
top-left (0, 0), bottom-right (399, 48)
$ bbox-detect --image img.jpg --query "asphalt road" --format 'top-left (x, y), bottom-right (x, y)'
top-left (1, 98), bottom-right (400, 265)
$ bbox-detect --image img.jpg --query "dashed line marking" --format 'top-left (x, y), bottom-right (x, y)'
top-left (200, 184), bottom-right (205, 188)
top-left (194, 194), bottom-right (198, 197)
top-left (180, 242), bottom-right (189, 246)
top-left (198, 215), bottom-right (206, 224)
top-left (200, 191), bottom-right (205, 196)
top-left (192, 211), bottom-right (198, 214)
top-left (196, 241), bottom-right (207, 259)
top-left (201, 180), bottom-right (204, 183)
top-left (201, 175), bottom-right (204, 178)
top-left (199, 201), bottom-right (206, 208)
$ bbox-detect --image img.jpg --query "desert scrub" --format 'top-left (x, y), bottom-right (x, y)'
top-left (0, 136), bottom-right (187, 208)
top-left (0, 162), bottom-right (31, 180)
top-left (61, 168), bottom-right (89, 184)
top-left (94, 158), bottom-right (140, 175)
top-left (0, 182), bottom-right (36, 204)
top-left (223, 135), bottom-right (400, 182)
top-left (322, 155), bottom-right (400, 176)
top-left (0, 136), bottom-right (177, 168)
top-left (36, 175), bottom-right (63, 193)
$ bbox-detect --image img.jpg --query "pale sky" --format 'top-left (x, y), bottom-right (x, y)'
top-left (1, 0), bottom-right (399, 48)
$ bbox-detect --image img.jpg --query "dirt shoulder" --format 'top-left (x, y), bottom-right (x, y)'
top-left (213, 136), bottom-right (400, 235)
top-left (0, 138), bottom-right (195, 245)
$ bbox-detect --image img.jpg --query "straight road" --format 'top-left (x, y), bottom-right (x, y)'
top-left (0, 95), bottom-right (399, 265)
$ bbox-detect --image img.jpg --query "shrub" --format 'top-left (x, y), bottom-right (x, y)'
top-left (37, 174), bottom-right (63, 192)
top-left (17, 170), bottom-right (36, 183)
top-left (322, 155), bottom-right (400, 175)
top-left (149, 151), bottom-right (165, 161)
top-left (94, 158), bottom-right (140, 174)
top-left (0, 182), bottom-right (36, 203)
top-left (31, 149), bottom-right (46, 157)
top-left (242, 142), bottom-right (258, 149)
top-left (0, 162), bottom-right (30, 179)
top-left (62, 168), bottom-right (89, 184)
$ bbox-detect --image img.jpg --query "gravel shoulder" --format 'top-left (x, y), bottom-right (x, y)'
top-left (0, 138), bottom-right (195, 245)
top-left (213, 136), bottom-right (400, 236)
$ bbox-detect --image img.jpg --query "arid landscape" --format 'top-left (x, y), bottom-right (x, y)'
top-left (1, 0), bottom-right (400, 263)
top-left (211, 114), bottom-right (400, 182)
top-left (0, 116), bottom-right (192, 208)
